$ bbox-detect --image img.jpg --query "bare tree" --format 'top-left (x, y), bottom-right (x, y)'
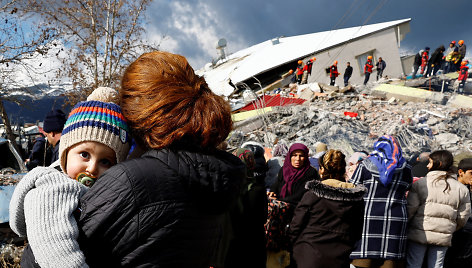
top-left (0, 0), bottom-right (56, 151)
top-left (23, 0), bottom-right (158, 103)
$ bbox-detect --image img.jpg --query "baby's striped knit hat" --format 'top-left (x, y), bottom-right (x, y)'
top-left (59, 87), bottom-right (131, 172)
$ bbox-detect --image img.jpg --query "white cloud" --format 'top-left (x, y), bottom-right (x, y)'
top-left (145, 0), bottom-right (249, 69)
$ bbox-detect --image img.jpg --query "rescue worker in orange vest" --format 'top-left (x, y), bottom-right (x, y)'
top-left (296, 60), bottom-right (304, 84)
top-left (458, 60), bottom-right (469, 93)
top-left (329, 60), bottom-right (339, 86)
top-left (364, 56), bottom-right (373, 85)
top-left (301, 57), bottom-right (316, 84)
top-left (420, 47), bottom-right (430, 75)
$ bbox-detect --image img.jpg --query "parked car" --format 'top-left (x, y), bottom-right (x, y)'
top-left (0, 138), bottom-right (27, 223)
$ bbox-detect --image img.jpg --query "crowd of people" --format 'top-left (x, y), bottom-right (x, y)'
top-left (7, 50), bottom-right (472, 268)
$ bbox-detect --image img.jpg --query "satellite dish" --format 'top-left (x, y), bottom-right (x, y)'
top-left (216, 38), bottom-right (227, 49)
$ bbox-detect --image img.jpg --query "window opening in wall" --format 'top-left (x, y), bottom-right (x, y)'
top-left (356, 50), bottom-right (375, 75)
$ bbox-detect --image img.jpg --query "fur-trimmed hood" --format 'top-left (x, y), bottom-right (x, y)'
top-left (305, 179), bottom-right (367, 201)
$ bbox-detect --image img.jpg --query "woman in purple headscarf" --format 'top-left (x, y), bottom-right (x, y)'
top-left (269, 143), bottom-right (321, 205)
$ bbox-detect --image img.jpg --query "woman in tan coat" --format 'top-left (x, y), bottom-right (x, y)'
top-left (406, 150), bottom-right (471, 268)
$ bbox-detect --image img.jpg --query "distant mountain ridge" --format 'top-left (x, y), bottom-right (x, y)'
top-left (2, 83), bottom-right (71, 125)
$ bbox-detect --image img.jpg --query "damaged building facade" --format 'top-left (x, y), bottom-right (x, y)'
top-left (198, 18), bottom-right (411, 95)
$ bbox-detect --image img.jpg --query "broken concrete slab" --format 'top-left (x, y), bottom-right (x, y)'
top-left (339, 85), bottom-right (354, 93)
top-left (405, 77), bottom-right (427, 87)
top-left (447, 94), bottom-right (472, 109)
top-left (435, 133), bottom-right (460, 145)
top-left (298, 88), bottom-right (314, 101)
top-left (372, 84), bottom-right (446, 104)
top-left (444, 72), bottom-right (459, 79)
top-left (232, 107), bottom-right (273, 122)
top-left (318, 83), bottom-right (339, 93)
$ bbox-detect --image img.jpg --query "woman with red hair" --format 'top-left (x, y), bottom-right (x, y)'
top-left (76, 51), bottom-right (245, 267)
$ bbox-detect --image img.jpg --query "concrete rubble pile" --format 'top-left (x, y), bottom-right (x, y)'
top-left (228, 84), bottom-right (472, 159)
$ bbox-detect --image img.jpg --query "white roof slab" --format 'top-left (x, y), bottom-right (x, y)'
top-left (197, 18), bottom-right (411, 96)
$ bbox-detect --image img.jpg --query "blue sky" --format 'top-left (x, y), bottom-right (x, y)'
top-left (145, 0), bottom-right (472, 69)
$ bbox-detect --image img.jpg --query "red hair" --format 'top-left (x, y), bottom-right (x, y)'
top-left (120, 51), bottom-right (232, 149)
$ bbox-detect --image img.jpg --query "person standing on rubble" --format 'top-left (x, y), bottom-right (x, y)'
top-left (296, 60), bottom-right (304, 84)
top-left (426, 45), bottom-right (445, 77)
top-left (458, 60), bottom-right (469, 94)
top-left (444, 41), bottom-right (459, 73)
top-left (349, 135), bottom-right (413, 268)
top-left (412, 49), bottom-right (423, 79)
top-left (375, 57), bottom-right (386, 81)
top-left (329, 61), bottom-right (340, 86)
top-left (458, 40), bottom-right (467, 70)
top-left (363, 56), bottom-right (373, 85)
top-left (344, 62), bottom-right (353, 86)
top-left (420, 47), bottom-right (430, 75)
top-left (302, 57), bottom-right (316, 84)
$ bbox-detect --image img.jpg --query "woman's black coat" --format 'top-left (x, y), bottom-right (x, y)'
top-left (76, 145), bottom-right (245, 267)
top-left (289, 179), bottom-right (366, 268)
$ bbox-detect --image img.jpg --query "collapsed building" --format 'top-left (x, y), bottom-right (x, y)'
top-left (198, 18), bottom-right (472, 160)
top-left (198, 18), bottom-right (411, 95)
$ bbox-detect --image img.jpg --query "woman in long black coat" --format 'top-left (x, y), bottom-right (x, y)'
top-left (289, 149), bottom-right (366, 268)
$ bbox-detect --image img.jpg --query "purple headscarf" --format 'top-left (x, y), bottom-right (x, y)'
top-left (280, 143), bottom-right (311, 198)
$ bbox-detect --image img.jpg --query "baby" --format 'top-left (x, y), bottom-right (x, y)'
top-left (9, 87), bottom-right (131, 267)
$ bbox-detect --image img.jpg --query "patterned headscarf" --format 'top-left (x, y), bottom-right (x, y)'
top-left (367, 135), bottom-right (406, 186)
top-left (234, 148), bottom-right (255, 178)
top-left (280, 143), bottom-right (310, 198)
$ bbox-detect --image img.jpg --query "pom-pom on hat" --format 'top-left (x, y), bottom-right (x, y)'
top-left (59, 87), bottom-right (131, 172)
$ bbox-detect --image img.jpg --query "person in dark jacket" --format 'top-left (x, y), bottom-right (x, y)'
top-left (25, 134), bottom-right (51, 170)
top-left (42, 109), bottom-right (67, 165)
top-left (426, 45), bottom-right (445, 77)
top-left (344, 62), bottom-right (353, 86)
top-left (296, 60), bottom-right (304, 84)
top-left (458, 40), bottom-right (467, 70)
top-left (376, 57), bottom-right (386, 81)
top-left (444, 158), bottom-right (472, 268)
top-left (412, 50), bottom-right (423, 79)
top-left (268, 143), bottom-right (321, 268)
top-left (225, 148), bottom-right (267, 268)
top-left (269, 143), bottom-right (321, 205)
top-left (73, 51), bottom-right (245, 268)
top-left (410, 151), bottom-right (430, 178)
top-left (290, 149), bottom-right (366, 268)
top-left (242, 141), bottom-right (269, 183)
